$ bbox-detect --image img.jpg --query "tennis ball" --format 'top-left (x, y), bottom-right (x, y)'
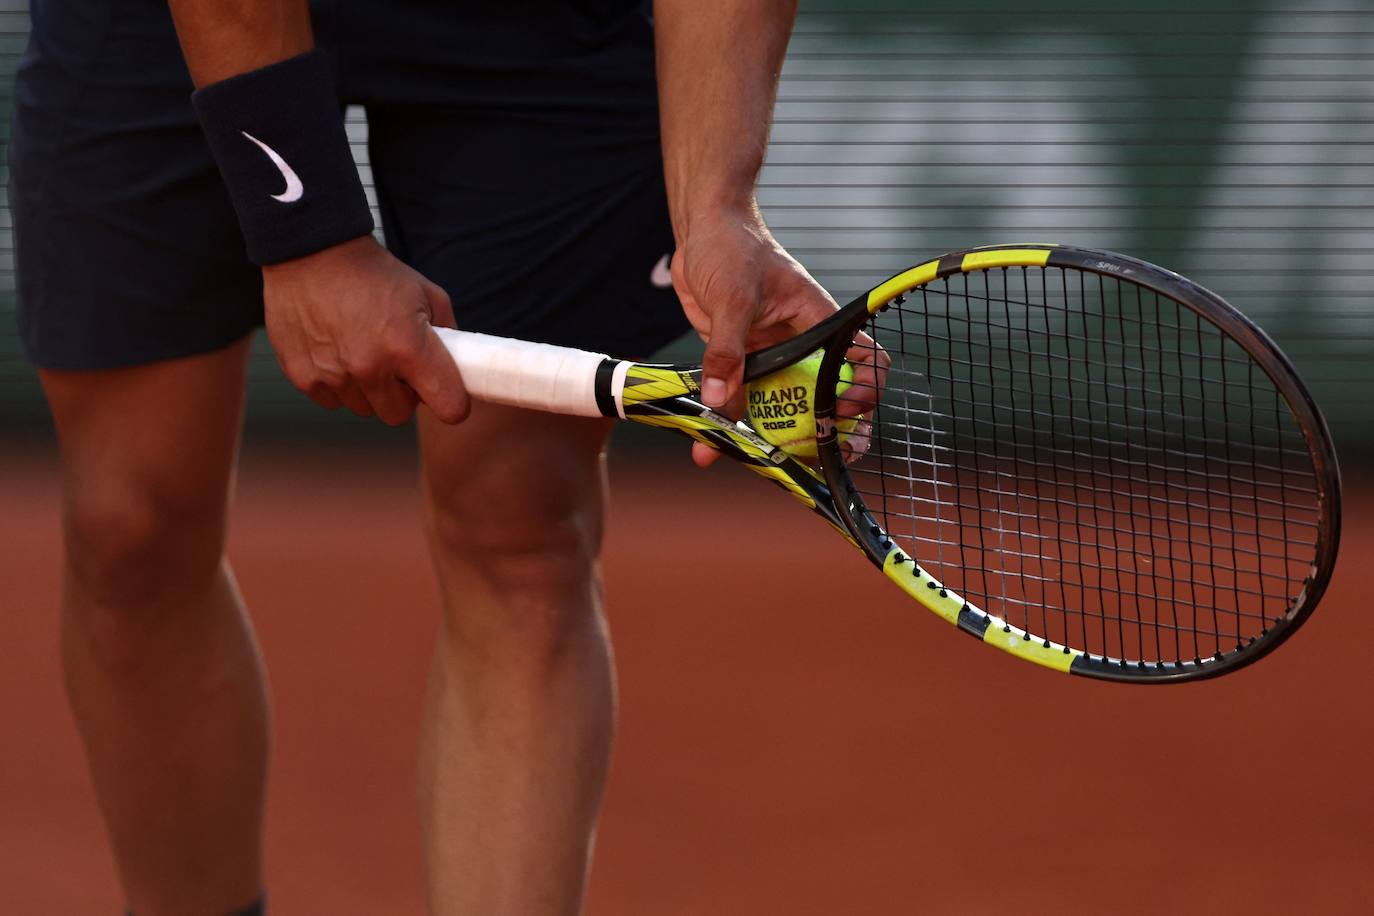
top-left (746, 351), bottom-right (859, 459)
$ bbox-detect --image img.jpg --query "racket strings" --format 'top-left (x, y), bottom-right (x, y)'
top-left (875, 394), bottom-right (1314, 482)
top-left (839, 266), bottom-right (1321, 665)
top-left (850, 484), bottom-right (1310, 567)
top-left (884, 364), bottom-right (1297, 441)
top-left (853, 450), bottom-right (1319, 529)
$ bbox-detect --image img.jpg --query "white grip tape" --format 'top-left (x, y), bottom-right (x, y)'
top-left (433, 327), bottom-right (609, 418)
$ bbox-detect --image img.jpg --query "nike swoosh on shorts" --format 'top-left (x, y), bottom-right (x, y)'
top-left (650, 254), bottom-right (673, 288)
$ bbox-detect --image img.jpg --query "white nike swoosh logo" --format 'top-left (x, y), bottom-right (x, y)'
top-left (650, 254), bottom-right (673, 288)
top-left (241, 131), bottom-right (304, 203)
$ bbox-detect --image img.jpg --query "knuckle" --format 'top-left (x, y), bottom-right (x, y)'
top-left (382, 327), bottom-right (421, 366)
top-left (707, 336), bottom-right (745, 358)
top-left (431, 285), bottom-right (454, 312)
top-left (315, 367), bottom-right (347, 389)
top-left (704, 348), bottom-right (743, 372)
top-left (281, 359), bottom-right (315, 391)
top-left (305, 383), bottom-right (339, 408)
top-left (380, 406), bottom-right (415, 427)
top-left (345, 356), bottom-right (385, 384)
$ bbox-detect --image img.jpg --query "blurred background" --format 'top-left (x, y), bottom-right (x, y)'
top-left (2, 1), bottom-right (1371, 913)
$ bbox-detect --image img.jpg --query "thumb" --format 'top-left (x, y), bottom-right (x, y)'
top-left (404, 327), bottom-right (471, 425)
top-left (700, 304), bottom-right (754, 410)
top-left (425, 279), bottom-right (457, 330)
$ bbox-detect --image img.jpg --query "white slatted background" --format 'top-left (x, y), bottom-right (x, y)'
top-left (1, 0), bottom-right (1370, 447)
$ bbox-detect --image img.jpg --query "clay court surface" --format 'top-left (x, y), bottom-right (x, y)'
top-left (2, 445), bottom-right (1370, 914)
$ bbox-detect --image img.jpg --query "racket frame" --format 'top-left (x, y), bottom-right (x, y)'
top-left (808, 244), bottom-right (1341, 682)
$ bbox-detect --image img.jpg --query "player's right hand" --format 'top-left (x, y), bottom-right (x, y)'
top-left (668, 204), bottom-right (888, 468)
top-left (261, 235), bottom-right (470, 425)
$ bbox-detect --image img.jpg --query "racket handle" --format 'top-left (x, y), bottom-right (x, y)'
top-left (432, 327), bottom-right (613, 418)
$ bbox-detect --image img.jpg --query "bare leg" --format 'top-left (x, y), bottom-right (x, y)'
top-left (41, 338), bottom-right (268, 915)
top-left (416, 403), bottom-right (616, 916)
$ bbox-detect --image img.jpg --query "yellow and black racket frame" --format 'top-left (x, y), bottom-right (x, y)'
top-left (594, 244), bottom-right (1341, 683)
top-left (813, 244), bottom-right (1341, 683)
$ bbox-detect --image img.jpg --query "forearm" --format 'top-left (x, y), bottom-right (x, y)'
top-left (654, 0), bottom-right (797, 241)
top-left (167, 1), bottom-right (313, 87)
top-left (169, 1), bottom-right (371, 267)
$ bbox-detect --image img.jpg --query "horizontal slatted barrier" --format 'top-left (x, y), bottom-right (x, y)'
top-left (1, 0), bottom-right (1370, 447)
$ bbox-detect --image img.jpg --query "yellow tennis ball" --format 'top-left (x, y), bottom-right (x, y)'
top-left (746, 351), bottom-right (858, 459)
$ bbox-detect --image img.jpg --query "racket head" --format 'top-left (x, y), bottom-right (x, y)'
top-left (811, 244), bottom-right (1341, 682)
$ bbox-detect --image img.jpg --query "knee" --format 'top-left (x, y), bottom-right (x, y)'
top-left (64, 480), bottom-right (228, 616)
top-left (424, 469), bottom-right (605, 654)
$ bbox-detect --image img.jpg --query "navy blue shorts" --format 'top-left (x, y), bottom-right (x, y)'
top-left (9, 0), bottom-right (689, 370)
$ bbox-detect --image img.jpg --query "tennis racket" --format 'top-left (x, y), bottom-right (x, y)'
top-left (434, 244), bottom-right (1341, 683)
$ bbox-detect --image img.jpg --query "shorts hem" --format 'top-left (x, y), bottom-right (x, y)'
top-left (23, 326), bottom-right (260, 373)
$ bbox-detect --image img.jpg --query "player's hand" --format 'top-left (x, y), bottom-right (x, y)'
top-left (262, 236), bottom-right (469, 426)
top-left (672, 202), bottom-right (886, 467)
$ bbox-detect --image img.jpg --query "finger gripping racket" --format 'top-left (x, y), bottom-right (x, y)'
top-left (435, 244), bottom-right (1341, 683)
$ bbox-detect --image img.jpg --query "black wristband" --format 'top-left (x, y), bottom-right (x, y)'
top-left (192, 50), bottom-right (374, 265)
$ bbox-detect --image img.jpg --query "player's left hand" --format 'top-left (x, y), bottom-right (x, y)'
top-left (671, 201), bottom-right (884, 467)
